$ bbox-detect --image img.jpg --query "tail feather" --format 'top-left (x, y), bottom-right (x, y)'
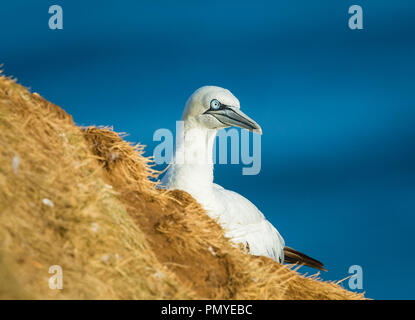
top-left (283, 246), bottom-right (326, 271)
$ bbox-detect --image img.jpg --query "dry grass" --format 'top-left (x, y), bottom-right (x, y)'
top-left (0, 72), bottom-right (365, 300)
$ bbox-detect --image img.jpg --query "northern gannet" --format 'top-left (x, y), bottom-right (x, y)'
top-left (162, 86), bottom-right (325, 271)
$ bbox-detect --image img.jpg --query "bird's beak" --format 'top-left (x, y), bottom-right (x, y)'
top-left (205, 106), bottom-right (262, 134)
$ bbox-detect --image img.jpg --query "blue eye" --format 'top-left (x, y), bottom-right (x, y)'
top-left (210, 99), bottom-right (221, 110)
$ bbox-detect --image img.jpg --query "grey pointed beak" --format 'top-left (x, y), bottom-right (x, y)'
top-left (206, 106), bottom-right (262, 134)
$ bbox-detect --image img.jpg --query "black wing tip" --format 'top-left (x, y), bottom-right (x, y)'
top-left (283, 246), bottom-right (327, 272)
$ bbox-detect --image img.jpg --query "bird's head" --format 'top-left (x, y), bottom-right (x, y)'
top-left (182, 86), bottom-right (262, 134)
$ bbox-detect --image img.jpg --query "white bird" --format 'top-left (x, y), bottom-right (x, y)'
top-left (162, 86), bottom-right (325, 270)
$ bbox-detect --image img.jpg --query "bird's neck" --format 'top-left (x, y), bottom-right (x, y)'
top-left (166, 121), bottom-right (217, 190)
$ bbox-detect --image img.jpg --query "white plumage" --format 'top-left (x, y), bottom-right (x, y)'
top-left (162, 86), bottom-right (324, 270)
top-left (162, 86), bottom-right (285, 262)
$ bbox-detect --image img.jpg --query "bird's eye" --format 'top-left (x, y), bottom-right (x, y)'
top-left (210, 99), bottom-right (221, 110)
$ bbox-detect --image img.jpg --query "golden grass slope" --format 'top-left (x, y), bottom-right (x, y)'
top-left (0, 73), bottom-right (365, 299)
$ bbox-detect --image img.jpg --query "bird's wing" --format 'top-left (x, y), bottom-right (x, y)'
top-left (283, 246), bottom-right (326, 271)
top-left (212, 184), bottom-right (285, 262)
